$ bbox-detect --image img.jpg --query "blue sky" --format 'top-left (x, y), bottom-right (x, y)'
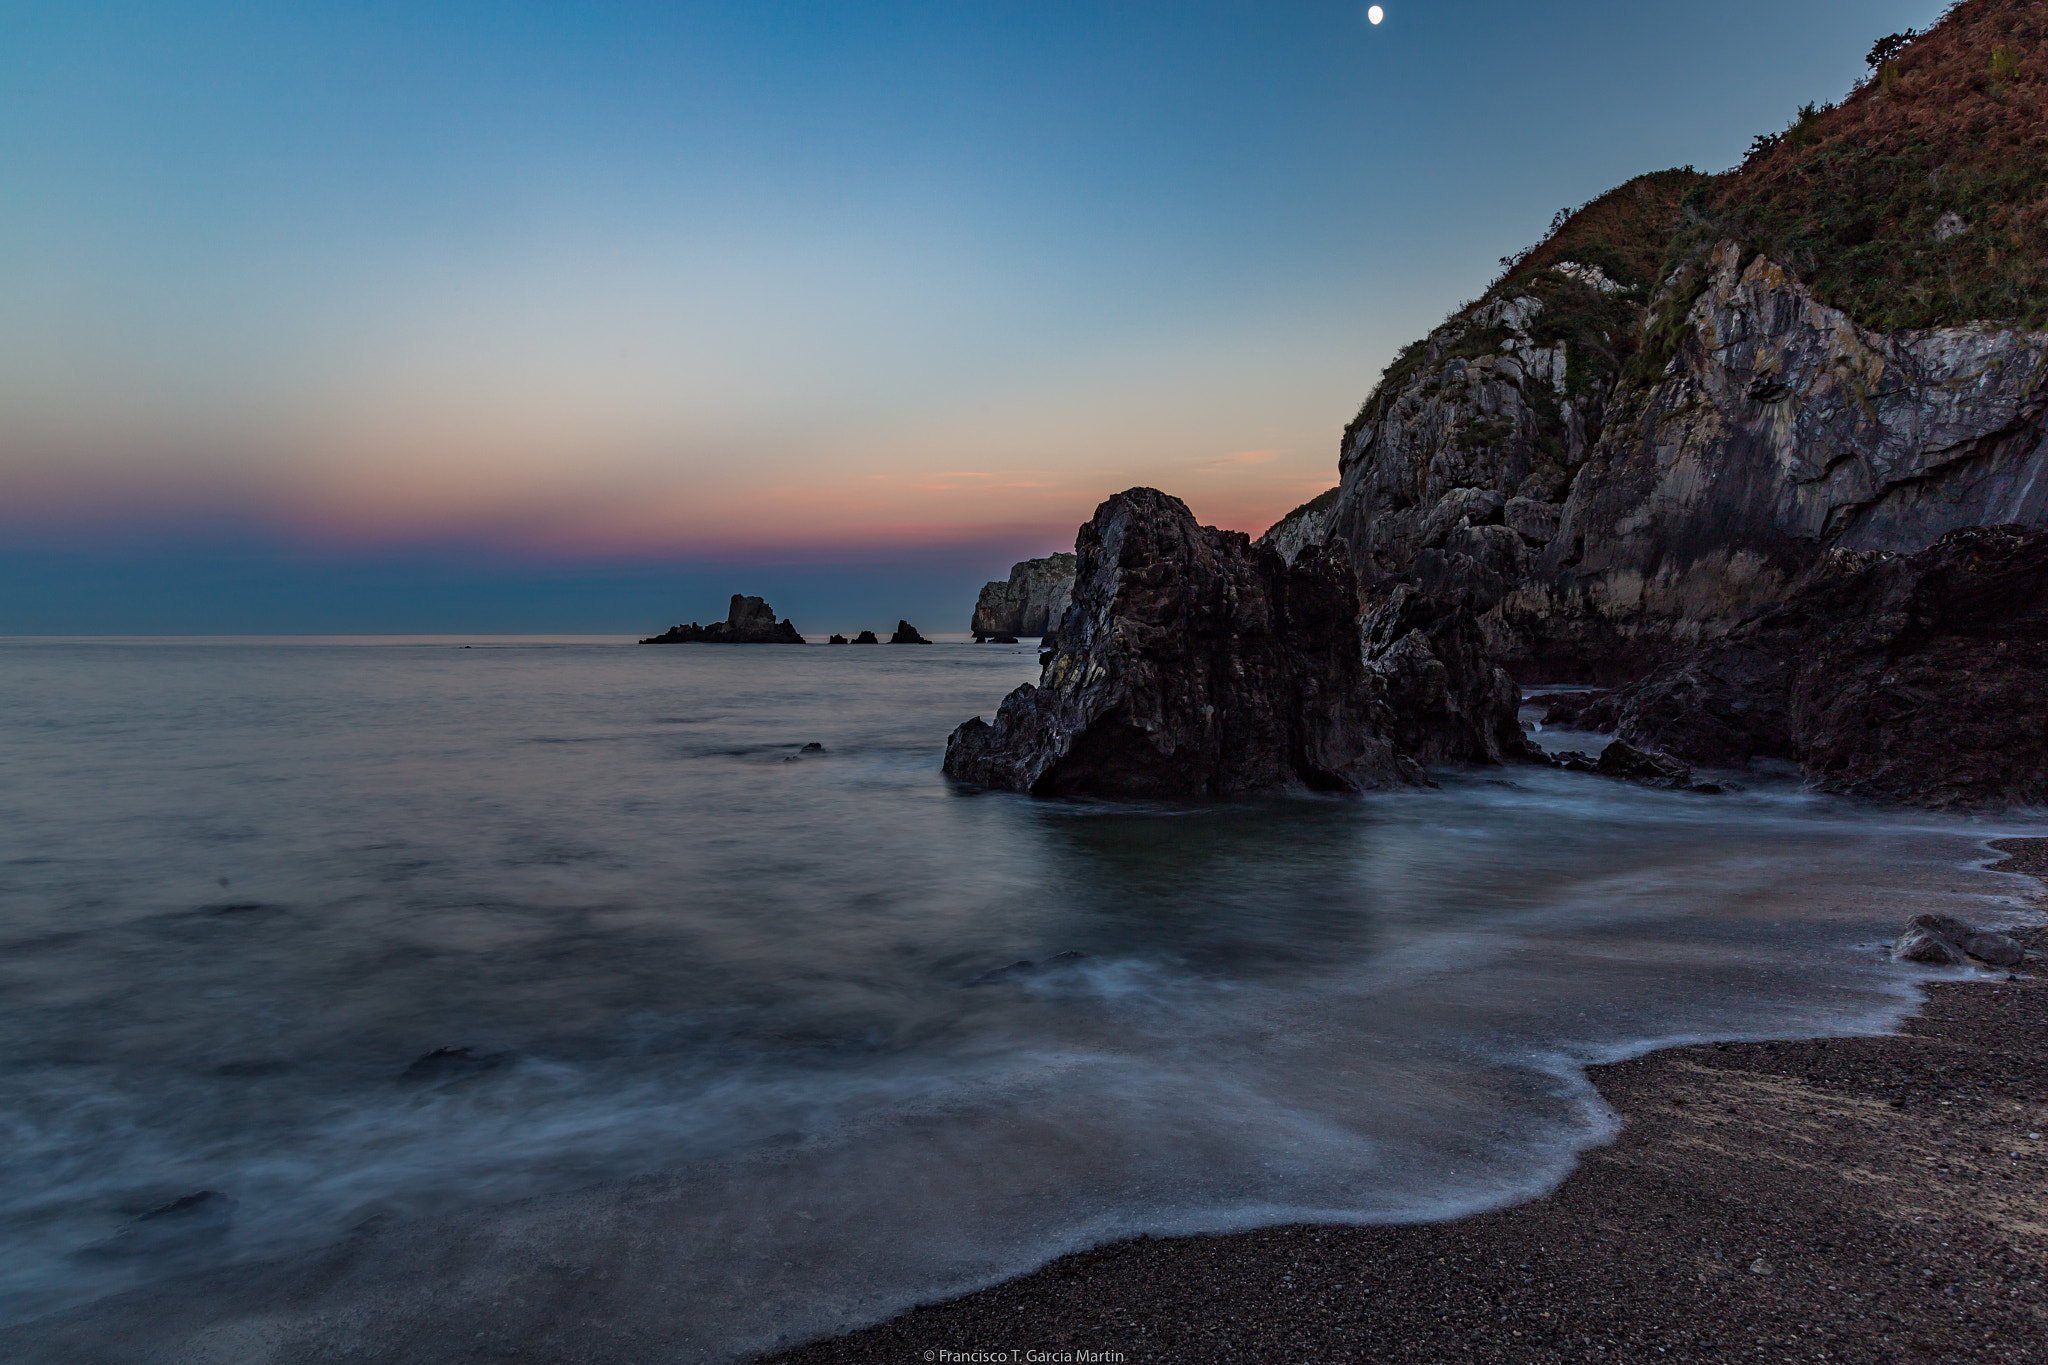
top-left (0, 0), bottom-right (1937, 632)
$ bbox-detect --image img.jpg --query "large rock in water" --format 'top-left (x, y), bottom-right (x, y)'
top-left (943, 489), bottom-right (1416, 797)
top-left (640, 595), bottom-right (805, 644)
top-left (972, 554), bottom-right (1077, 638)
top-left (1602, 526), bottom-right (2048, 806)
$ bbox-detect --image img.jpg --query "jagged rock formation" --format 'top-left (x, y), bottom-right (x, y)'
top-left (890, 621), bottom-right (932, 644)
top-left (1361, 585), bottom-right (1542, 769)
top-left (1296, 0), bottom-right (2048, 692)
top-left (1593, 525), bottom-right (2048, 807)
top-left (971, 554), bottom-right (1076, 638)
top-left (1255, 488), bottom-right (1340, 565)
top-left (851, 630), bottom-right (879, 644)
top-left (641, 595), bottom-right (805, 644)
top-left (944, 489), bottom-right (1534, 798)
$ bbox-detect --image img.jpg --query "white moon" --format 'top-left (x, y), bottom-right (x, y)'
top-left (1368, 5), bottom-right (1384, 23)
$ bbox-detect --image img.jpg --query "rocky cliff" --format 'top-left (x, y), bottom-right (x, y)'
top-left (1590, 525), bottom-right (2048, 807)
top-left (944, 489), bottom-right (1531, 798)
top-left (1303, 2), bottom-right (2048, 685)
top-left (971, 554), bottom-right (1077, 638)
top-left (641, 595), bottom-right (805, 644)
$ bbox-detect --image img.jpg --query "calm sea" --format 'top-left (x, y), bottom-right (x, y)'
top-left (1, 636), bottom-right (2037, 1362)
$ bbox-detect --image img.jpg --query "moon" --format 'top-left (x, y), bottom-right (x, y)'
top-left (1368, 5), bottom-right (1384, 23)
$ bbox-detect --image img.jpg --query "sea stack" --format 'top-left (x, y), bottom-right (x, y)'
top-left (971, 554), bottom-right (1077, 639)
top-left (640, 595), bottom-right (805, 644)
top-left (943, 489), bottom-right (1420, 797)
top-left (889, 621), bottom-right (932, 644)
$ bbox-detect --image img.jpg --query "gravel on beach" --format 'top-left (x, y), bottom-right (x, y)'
top-left (767, 839), bottom-right (2048, 1364)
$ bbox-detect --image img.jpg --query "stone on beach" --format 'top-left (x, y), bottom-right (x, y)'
top-left (1891, 912), bottom-right (2025, 967)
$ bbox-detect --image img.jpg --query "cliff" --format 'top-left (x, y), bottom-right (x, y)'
top-left (971, 554), bottom-right (1076, 638)
top-left (1307, 1), bottom-right (2047, 681)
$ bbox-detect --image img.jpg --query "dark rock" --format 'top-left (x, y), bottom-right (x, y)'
top-left (972, 554), bottom-right (1078, 637)
top-left (1894, 927), bottom-right (1969, 965)
top-left (1593, 738), bottom-right (1695, 789)
top-left (401, 1046), bottom-right (510, 1083)
top-left (1962, 932), bottom-right (2025, 967)
top-left (828, 634), bottom-right (849, 644)
top-left (890, 621), bottom-right (932, 644)
top-left (801, 742), bottom-right (824, 752)
top-left (1604, 526), bottom-right (2048, 806)
top-left (943, 489), bottom-right (1418, 798)
top-left (992, 634), bottom-right (1019, 644)
top-left (1908, 913), bottom-right (1977, 941)
top-left (641, 594), bottom-right (805, 644)
top-left (852, 631), bottom-right (880, 644)
top-left (1362, 585), bottom-right (1544, 769)
top-left (1524, 691), bottom-right (1606, 727)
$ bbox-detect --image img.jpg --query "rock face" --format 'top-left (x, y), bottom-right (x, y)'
top-left (851, 630), bottom-right (879, 644)
top-left (1324, 235), bottom-right (2048, 681)
top-left (1599, 525), bottom-right (2048, 806)
top-left (943, 489), bottom-right (1419, 797)
top-left (641, 595), bottom-right (805, 645)
top-left (1360, 585), bottom-right (1544, 769)
top-left (890, 621), bottom-right (932, 644)
top-left (972, 554), bottom-right (1077, 638)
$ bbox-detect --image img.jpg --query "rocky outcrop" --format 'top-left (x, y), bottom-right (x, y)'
top-left (944, 489), bottom-right (1419, 797)
top-left (972, 554), bottom-right (1077, 638)
top-left (1596, 525), bottom-right (2048, 807)
top-left (1323, 234), bottom-right (2048, 681)
top-left (851, 630), bottom-right (879, 644)
top-left (890, 621), bottom-right (932, 644)
top-left (641, 595), bottom-right (805, 644)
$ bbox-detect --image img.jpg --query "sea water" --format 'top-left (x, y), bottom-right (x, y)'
top-left (0, 636), bottom-right (2039, 1362)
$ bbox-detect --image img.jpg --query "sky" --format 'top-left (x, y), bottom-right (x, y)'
top-left (1, 0), bottom-right (1940, 633)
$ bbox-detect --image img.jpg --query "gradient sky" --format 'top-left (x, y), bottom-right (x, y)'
top-left (2, 0), bottom-right (1938, 632)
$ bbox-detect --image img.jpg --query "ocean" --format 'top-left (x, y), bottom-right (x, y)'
top-left (1, 635), bottom-right (2038, 1362)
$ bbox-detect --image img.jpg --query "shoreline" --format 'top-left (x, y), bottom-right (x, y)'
top-left (767, 839), bottom-right (2048, 1363)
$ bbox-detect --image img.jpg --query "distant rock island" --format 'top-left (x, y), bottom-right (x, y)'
top-left (890, 621), bottom-right (932, 644)
top-left (640, 595), bottom-right (804, 644)
top-left (972, 554), bottom-right (1075, 640)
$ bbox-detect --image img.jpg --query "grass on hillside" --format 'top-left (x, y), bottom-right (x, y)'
top-left (1677, 0), bottom-right (2048, 331)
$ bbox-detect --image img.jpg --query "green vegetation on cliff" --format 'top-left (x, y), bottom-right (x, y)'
top-left (1674, 0), bottom-right (2048, 331)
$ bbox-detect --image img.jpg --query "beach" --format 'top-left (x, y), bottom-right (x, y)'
top-left (771, 841), bottom-right (2048, 1363)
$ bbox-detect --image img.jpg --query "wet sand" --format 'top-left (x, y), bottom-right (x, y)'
top-left (768, 840), bottom-right (2048, 1364)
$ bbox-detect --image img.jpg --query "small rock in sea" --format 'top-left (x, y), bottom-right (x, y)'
top-left (828, 634), bottom-right (849, 645)
top-left (400, 1046), bottom-right (510, 1083)
top-left (852, 630), bottom-right (880, 644)
top-left (1594, 738), bottom-right (1696, 789)
top-left (992, 634), bottom-right (1019, 644)
top-left (801, 742), bottom-right (825, 752)
top-left (889, 620), bottom-right (932, 644)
